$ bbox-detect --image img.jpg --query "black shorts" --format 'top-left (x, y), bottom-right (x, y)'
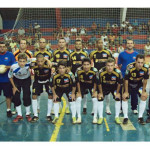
top-left (0, 82), bottom-right (13, 98)
top-left (32, 81), bottom-right (52, 96)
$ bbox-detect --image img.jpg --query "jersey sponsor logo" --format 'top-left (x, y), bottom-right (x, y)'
top-left (44, 69), bottom-right (49, 73)
top-left (64, 78), bottom-right (69, 83)
top-left (80, 55), bottom-right (85, 59)
top-left (63, 54), bottom-right (68, 58)
top-left (139, 71), bottom-right (144, 76)
top-left (89, 75), bottom-right (93, 79)
top-left (4, 57), bottom-right (8, 61)
top-left (111, 76), bottom-right (116, 80)
top-left (44, 55), bottom-right (49, 59)
top-left (133, 56), bottom-right (136, 60)
top-left (103, 53), bottom-right (107, 57)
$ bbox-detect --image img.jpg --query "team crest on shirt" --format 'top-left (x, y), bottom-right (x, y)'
top-left (80, 55), bottom-right (85, 59)
top-left (89, 75), bottom-right (93, 79)
top-left (4, 57), bottom-right (8, 61)
top-left (44, 69), bottom-right (49, 73)
top-left (103, 53), bottom-right (107, 57)
top-left (64, 78), bottom-right (69, 83)
top-left (133, 56), bottom-right (136, 60)
top-left (139, 71), bottom-right (144, 76)
top-left (56, 54), bottom-right (60, 58)
top-left (63, 54), bottom-right (68, 58)
top-left (44, 55), bottom-right (49, 59)
top-left (111, 76), bottom-right (116, 80)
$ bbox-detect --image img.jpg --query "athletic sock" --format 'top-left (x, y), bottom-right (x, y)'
top-left (122, 101), bottom-right (128, 118)
top-left (115, 101), bottom-right (121, 118)
top-left (37, 96), bottom-right (40, 110)
top-left (76, 97), bottom-right (82, 118)
top-left (70, 101), bottom-right (76, 118)
top-left (105, 94), bottom-right (110, 108)
top-left (97, 101), bottom-right (103, 118)
top-left (47, 99), bottom-right (53, 116)
top-left (83, 94), bottom-right (87, 108)
top-left (16, 105), bottom-right (22, 116)
top-left (54, 103), bottom-right (59, 118)
top-left (92, 98), bottom-right (98, 119)
top-left (25, 106), bottom-right (31, 115)
top-left (139, 100), bottom-right (146, 118)
top-left (32, 99), bottom-right (38, 117)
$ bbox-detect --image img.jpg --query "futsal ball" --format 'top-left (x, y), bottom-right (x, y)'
top-left (0, 65), bottom-right (7, 74)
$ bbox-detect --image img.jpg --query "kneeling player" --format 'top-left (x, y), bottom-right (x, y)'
top-left (122, 54), bottom-right (149, 125)
top-left (97, 58), bottom-right (123, 125)
top-left (51, 61), bottom-right (76, 124)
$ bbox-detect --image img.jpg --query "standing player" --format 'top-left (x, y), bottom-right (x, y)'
top-left (90, 39), bottom-right (113, 115)
top-left (75, 58), bottom-right (98, 123)
top-left (0, 41), bottom-right (15, 117)
top-left (51, 61), bottom-right (76, 124)
top-left (122, 54), bottom-right (149, 125)
top-left (97, 58), bottom-right (123, 124)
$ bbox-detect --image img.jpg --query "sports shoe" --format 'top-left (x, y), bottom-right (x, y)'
top-left (11, 109), bottom-right (17, 115)
top-left (7, 110), bottom-right (12, 118)
top-left (105, 107), bottom-right (111, 115)
top-left (133, 109), bottom-right (138, 114)
top-left (138, 117), bottom-right (146, 125)
top-left (93, 118), bottom-right (97, 124)
top-left (31, 116), bottom-right (39, 123)
top-left (83, 108), bottom-right (87, 114)
top-left (47, 116), bottom-right (52, 122)
top-left (123, 118), bottom-right (128, 124)
top-left (146, 116), bottom-right (150, 123)
top-left (91, 112), bottom-right (94, 116)
top-left (97, 118), bottom-right (103, 125)
top-left (72, 117), bottom-right (76, 124)
top-left (76, 117), bottom-right (82, 124)
top-left (115, 117), bottom-right (121, 124)
top-left (52, 117), bottom-right (58, 124)
top-left (65, 107), bottom-right (70, 114)
top-left (26, 115), bottom-right (32, 122)
top-left (13, 115), bottom-right (23, 123)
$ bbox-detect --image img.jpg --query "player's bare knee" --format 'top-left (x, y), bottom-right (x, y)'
top-left (32, 95), bottom-right (37, 100)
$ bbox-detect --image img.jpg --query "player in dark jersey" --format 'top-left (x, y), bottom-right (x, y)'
top-left (122, 54), bottom-right (149, 125)
top-left (51, 61), bottom-right (76, 124)
top-left (97, 58), bottom-right (123, 125)
top-left (75, 58), bottom-right (98, 123)
top-left (30, 54), bottom-right (53, 122)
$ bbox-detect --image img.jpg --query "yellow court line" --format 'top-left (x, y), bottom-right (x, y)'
top-left (50, 97), bottom-right (66, 142)
top-left (104, 118), bottom-right (110, 132)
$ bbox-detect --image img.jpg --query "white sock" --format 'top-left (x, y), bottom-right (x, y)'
top-left (97, 101), bottom-right (103, 118)
top-left (139, 100), bottom-right (146, 118)
top-left (115, 101), bottom-right (121, 118)
top-left (37, 96), bottom-right (40, 110)
top-left (47, 99), bottom-right (53, 116)
top-left (83, 94), bottom-right (87, 108)
top-left (16, 105), bottom-right (22, 116)
top-left (105, 94), bottom-right (110, 108)
top-left (59, 102), bottom-right (62, 109)
top-left (54, 103), bottom-right (59, 118)
top-left (25, 106), bottom-right (31, 115)
top-left (66, 99), bottom-right (69, 108)
top-left (92, 98), bottom-right (98, 119)
top-left (76, 97), bottom-right (82, 118)
top-left (122, 101), bottom-right (128, 118)
top-left (70, 101), bottom-right (76, 118)
top-left (32, 99), bottom-right (38, 117)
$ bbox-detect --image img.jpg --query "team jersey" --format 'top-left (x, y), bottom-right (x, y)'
top-left (75, 66), bottom-right (98, 87)
top-left (51, 72), bottom-right (76, 89)
top-left (124, 62), bottom-right (149, 88)
top-left (13, 49), bottom-right (32, 61)
top-left (34, 49), bottom-right (52, 60)
top-left (8, 62), bottom-right (31, 79)
top-left (98, 67), bottom-right (123, 90)
top-left (30, 61), bottom-right (51, 83)
top-left (118, 50), bottom-right (138, 77)
top-left (70, 50), bottom-right (88, 74)
top-left (90, 49), bottom-right (113, 71)
top-left (0, 51), bottom-right (15, 82)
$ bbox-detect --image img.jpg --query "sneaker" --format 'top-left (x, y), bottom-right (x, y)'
top-left (93, 118), bottom-right (97, 124)
top-left (91, 112), bottom-right (94, 116)
top-left (47, 116), bottom-right (52, 122)
top-left (83, 108), bottom-right (87, 114)
top-left (72, 117), bottom-right (76, 124)
top-left (105, 107), bottom-right (111, 115)
top-left (133, 109), bottom-right (138, 114)
top-left (7, 110), bottom-right (12, 118)
top-left (115, 117), bottom-right (121, 124)
top-left (123, 118), bottom-right (128, 125)
top-left (138, 117), bottom-right (146, 125)
top-left (26, 115), bottom-right (32, 122)
top-left (13, 115), bottom-right (23, 123)
top-left (52, 117), bottom-right (58, 124)
top-left (31, 116), bottom-right (39, 123)
top-left (76, 117), bottom-right (82, 124)
top-left (65, 107), bottom-right (70, 114)
top-left (146, 116), bottom-right (150, 123)
top-left (11, 109), bottom-right (17, 115)
top-left (97, 118), bottom-right (103, 125)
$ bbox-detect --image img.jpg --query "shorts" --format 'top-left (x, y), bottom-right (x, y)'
top-left (0, 82), bottom-right (13, 98)
top-left (32, 81), bottom-right (52, 96)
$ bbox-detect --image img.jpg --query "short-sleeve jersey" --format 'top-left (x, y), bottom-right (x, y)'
top-left (34, 49), bottom-right (52, 60)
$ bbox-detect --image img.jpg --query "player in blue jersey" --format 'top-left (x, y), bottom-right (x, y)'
top-left (0, 41), bottom-right (15, 118)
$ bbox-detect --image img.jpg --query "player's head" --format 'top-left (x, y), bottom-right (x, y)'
top-left (75, 40), bottom-right (82, 51)
top-left (126, 39), bottom-right (134, 50)
top-left (39, 38), bottom-right (47, 49)
top-left (58, 38), bottom-right (66, 50)
top-left (135, 54), bottom-right (145, 70)
top-left (36, 53), bottom-right (45, 68)
top-left (58, 61), bottom-right (67, 75)
top-left (82, 58), bottom-right (91, 72)
top-left (0, 41), bottom-right (7, 54)
top-left (18, 53), bottom-right (27, 68)
top-left (106, 58), bottom-right (115, 73)
top-left (96, 39), bottom-right (103, 50)
top-left (19, 39), bottom-right (27, 50)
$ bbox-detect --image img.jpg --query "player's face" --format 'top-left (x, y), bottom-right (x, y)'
top-left (58, 39), bottom-right (66, 49)
top-left (39, 39), bottom-right (46, 49)
top-left (126, 40), bottom-right (134, 50)
top-left (83, 62), bottom-right (91, 72)
top-left (20, 40), bottom-right (27, 50)
top-left (75, 41), bottom-right (82, 51)
top-left (18, 59), bottom-right (27, 68)
top-left (97, 40), bottom-right (103, 50)
top-left (0, 44), bottom-right (7, 54)
top-left (58, 65), bottom-right (66, 75)
top-left (106, 62), bottom-right (115, 73)
top-left (36, 57), bottom-right (45, 68)
top-left (135, 58), bottom-right (144, 70)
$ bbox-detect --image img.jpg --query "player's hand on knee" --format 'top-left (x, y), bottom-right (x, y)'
top-left (115, 93), bottom-right (120, 100)
top-left (92, 91), bottom-right (97, 98)
top-left (13, 86), bottom-right (20, 95)
top-left (123, 92), bottom-right (129, 100)
top-left (98, 93), bottom-right (103, 100)
top-left (76, 92), bottom-right (81, 98)
top-left (71, 93), bottom-right (75, 101)
top-left (53, 94), bottom-right (59, 102)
